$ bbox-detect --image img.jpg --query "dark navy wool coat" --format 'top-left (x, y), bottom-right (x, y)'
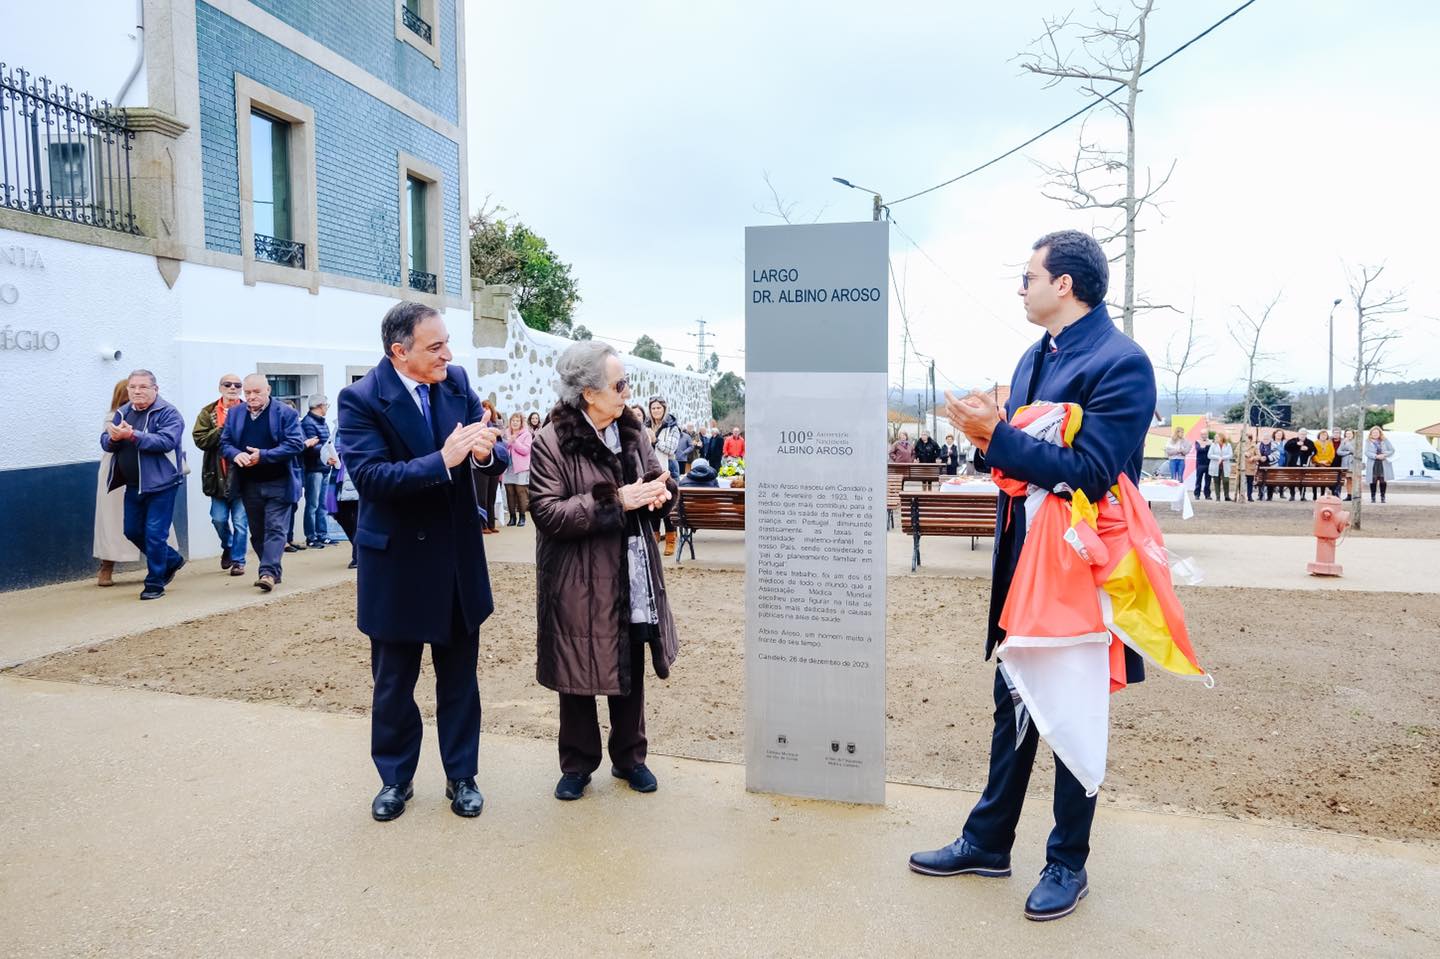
top-left (219, 398), bottom-right (305, 504)
top-left (980, 303), bottom-right (1158, 683)
top-left (336, 359), bottom-right (508, 645)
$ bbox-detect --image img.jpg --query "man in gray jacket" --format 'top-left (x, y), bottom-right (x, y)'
top-left (100, 369), bottom-right (187, 600)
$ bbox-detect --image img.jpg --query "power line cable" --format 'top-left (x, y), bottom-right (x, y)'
top-left (888, 0), bottom-right (1261, 207)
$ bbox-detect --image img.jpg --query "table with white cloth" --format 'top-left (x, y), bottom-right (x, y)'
top-left (1136, 480), bottom-right (1194, 520)
top-left (941, 478), bottom-right (1193, 520)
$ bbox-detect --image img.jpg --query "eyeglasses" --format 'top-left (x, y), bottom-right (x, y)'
top-left (1020, 272), bottom-right (1055, 291)
top-left (612, 378), bottom-right (629, 394)
top-left (220, 381), bottom-right (243, 388)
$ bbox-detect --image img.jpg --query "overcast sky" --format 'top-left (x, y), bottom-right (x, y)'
top-left (467, 0), bottom-right (1439, 401)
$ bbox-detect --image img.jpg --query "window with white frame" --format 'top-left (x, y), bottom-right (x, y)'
top-left (397, 153), bottom-right (444, 299)
top-left (396, 0), bottom-right (442, 67)
top-left (235, 75), bottom-right (319, 293)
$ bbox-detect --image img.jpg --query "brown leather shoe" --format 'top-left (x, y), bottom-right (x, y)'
top-left (256, 574), bottom-right (275, 592)
top-left (230, 564), bottom-right (245, 577)
top-left (97, 560), bottom-right (115, 587)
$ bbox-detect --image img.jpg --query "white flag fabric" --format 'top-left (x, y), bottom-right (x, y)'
top-left (997, 620), bottom-right (1111, 796)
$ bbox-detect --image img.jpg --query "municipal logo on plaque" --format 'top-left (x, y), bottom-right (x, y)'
top-left (847, 743), bottom-right (856, 755)
top-left (830, 741), bottom-right (840, 753)
top-left (777, 734), bottom-right (787, 745)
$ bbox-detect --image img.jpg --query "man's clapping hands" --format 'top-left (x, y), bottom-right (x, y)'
top-left (441, 409), bottom-right (503, 469)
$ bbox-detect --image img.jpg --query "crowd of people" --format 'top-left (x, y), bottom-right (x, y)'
top-left (887, 429), bottom-right (966, 474)
top-left (1163, 425), bottom-right (1396, 503)
top-left (94, 367), bottom-right (750, 598)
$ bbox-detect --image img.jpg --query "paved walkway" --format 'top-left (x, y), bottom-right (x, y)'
top-left (2, 675), bottom-right (1435, 958)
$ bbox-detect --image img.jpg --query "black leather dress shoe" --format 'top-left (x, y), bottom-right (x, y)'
top-left (372, 782), bottom-right (414, 822)
top-left (1024, 862), bottom-right (1088, 921)
top-left (163, 556), bottom-right (185, 585)
top-left (554, 772), bottom-right (591, 801)
top-left (611, 763), bottom-right (658, 793)
top-left (908, 837), bottom-right (1012, 877)
top-left (446, 777), bottom-right (484, 817)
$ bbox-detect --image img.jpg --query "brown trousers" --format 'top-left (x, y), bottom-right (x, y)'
top-left (557, 640), bottom-right (647, 775)
top-left (503, 482), bottom-right (530, 518)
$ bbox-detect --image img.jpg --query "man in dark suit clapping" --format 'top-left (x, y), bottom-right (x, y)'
top-left (337, 301), bottom-right (508, 822)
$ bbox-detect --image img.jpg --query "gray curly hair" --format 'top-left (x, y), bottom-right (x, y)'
top-left (555, 340), bottom-right (619, 408)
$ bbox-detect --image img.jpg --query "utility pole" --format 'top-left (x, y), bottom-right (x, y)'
top-left (929, 361), bottom-right (937, 439)
top-left (1326, 297), bottom-right (1342, 434)
top-left (687, 317), bottom-right (710, 372)
top-left (872, 193), bottom-right (883, 221)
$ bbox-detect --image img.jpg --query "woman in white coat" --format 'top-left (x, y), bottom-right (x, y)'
top-left (1207, 433), bottom-right (1234, 502)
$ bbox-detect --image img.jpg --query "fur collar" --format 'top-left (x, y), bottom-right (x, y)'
top-left (548, 402), bottom-right (644, 481)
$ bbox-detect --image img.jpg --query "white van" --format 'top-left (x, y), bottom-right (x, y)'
top-left (1383, 432), bottom-right (1440, 483)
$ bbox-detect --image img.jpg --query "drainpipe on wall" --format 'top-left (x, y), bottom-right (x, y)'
top-left (115, 0), bottom-right (145, 107)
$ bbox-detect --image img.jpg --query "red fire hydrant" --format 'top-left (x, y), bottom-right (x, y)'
top-left (1306, 493), bottom-right (1350, 577)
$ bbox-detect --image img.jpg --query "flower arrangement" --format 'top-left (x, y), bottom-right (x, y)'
top-left (718, 458), bottom-right (745, 477)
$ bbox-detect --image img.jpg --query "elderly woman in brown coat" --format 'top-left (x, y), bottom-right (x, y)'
top-left (528, 340), bottom-right (679, 801)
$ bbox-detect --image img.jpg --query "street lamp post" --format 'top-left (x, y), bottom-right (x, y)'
top-left (1327, 297), bottom-right (1342, 434)
top-left (831, 177), bottom-right (885, 221)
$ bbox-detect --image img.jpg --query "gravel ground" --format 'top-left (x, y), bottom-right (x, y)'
top-left (17, 564), bottom-right (1439, 841)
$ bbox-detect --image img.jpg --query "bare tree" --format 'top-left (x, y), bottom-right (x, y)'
top-left (754, 171), bottom-right (829, 224)
top-left (1019, 0), bottom-right (1174, 337)
top-left (1155, 301), bottom-right (1212, 418)
top-left (1229, 293), bottom-right (1282, 507)
top-left (1345, 263), bottom-right (1407, 528)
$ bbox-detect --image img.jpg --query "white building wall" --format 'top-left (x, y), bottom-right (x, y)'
top-left (0, 230), bottom-right (180, 470)
top-left (7, 0), bottom-right (147, 108)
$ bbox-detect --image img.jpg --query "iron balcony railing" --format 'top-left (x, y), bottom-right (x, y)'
top-left (0, 63), bottom-right (138, 234)
top-left (254, 232), bottom-right (306, 269)
top-left (402, 6), bottom-right (433, 43)
top-left (408, 268), bottom-right (437, 294)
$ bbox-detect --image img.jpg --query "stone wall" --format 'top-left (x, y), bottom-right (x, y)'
top-left (471, 284), bottom-right (711, 428)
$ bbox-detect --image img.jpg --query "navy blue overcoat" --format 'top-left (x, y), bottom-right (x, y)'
top-left (336, 359), bottom-right (508, 645)
top-left (219, 399), bottom-right (305, 504)
top-left (980, 303), bottom-right (1158, 683)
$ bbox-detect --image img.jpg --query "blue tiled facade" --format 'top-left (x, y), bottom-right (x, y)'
top-left (196, 0), bottom-right (463, 294)
top-left (246, 0), bottom-right (459, 124)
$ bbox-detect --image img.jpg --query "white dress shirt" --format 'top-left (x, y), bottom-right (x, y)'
top-left (392, 365), bottom-right (494, 469)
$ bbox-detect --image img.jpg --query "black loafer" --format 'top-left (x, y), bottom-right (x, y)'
top-left (446, 777), bottom-right (484, 817)
top-left (611, 763), bottom-right (658, 793)
top-left (220, 554), bottom-right (232, 570)
top-left (163, 557), bottom-right (185, 585)
top-left (371, 782), bottom-right (414, 822)
top-left (554, 772), bottom-right (591, 801)
top-left (1024, 862), bottom-right (1089, 921)
top-left (908, 837), bottom-right (1011, 877)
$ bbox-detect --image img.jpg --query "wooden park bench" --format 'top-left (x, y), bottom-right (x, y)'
top-left (899, 490), bottom-right (998, 572)
top-left (886, 471), bottom-right (903, 529)
top-left (906, 463), bottom-right (943, 489)
top-left (1255, 466), bottom-right (1350, 495)
top-left (674, 487), bottom-right (745, 564)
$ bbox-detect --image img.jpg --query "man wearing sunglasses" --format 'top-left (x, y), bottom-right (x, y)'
top-left (192, 373), bottom-right (249, 577)
top-left (910, 229), bottom-right (1157, 922)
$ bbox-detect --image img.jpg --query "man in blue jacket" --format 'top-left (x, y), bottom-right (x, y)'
top-left (100, 369), bottom-right (187, 600)
top-left (221, 374), bottom-right (305, 592)
top-left (908, 230), bottom-right (1157, 922)
top-left (336, 301), bottom-right (507, 823)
